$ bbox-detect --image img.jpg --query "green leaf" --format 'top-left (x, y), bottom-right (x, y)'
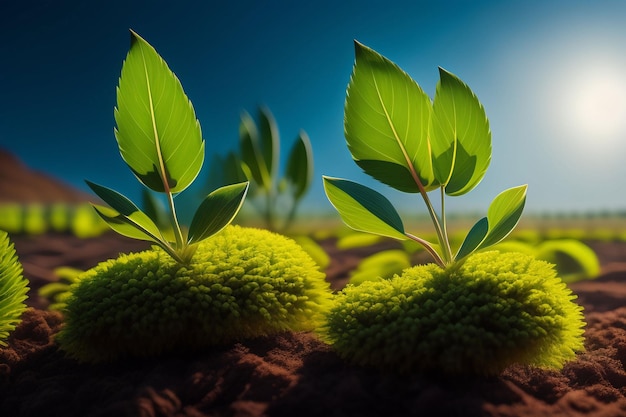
top-left (258, 106), bottom-right (280, 181)
top-left (239, 111), bottom-right (270, 190)
top-left (480, 184), bottom-right (527, 249)
top-left (455, 217), bottom-right (488, 261)
top-left (430, 67), bottom-right (491, 196)
top-left (86, 180), bottom-right (164, 242)
top-left (344, 41), bottom-right (435, 193)
top-left (114, 30), bottom-right (205, 194)
top-left (92, 204), bottom-right (163, 243)
top-left (284, 130), bottom-right (313, 201)
top-left (323, 176), bottom-right (406, 240)
top-left (187, 182), bottom-right (249, 244)
top-left (455, 185), bottom-right (527, 261)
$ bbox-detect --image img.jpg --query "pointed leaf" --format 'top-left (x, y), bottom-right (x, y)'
top-left (455, 185), bottom-right (527, 261)
top-left (86, 180), bottom-right (164, 241)
top-left (114, 30), bottom-right (205, 194)
top-left (188, 182), bottom-right (249, 244)
top-left (479, 184), bottom-right (527, 249)
top-left (239, 111), bottom-right (270, 190)
top-left (430, 67), bottom-right (491, 196)
top-left (344, 41), bottom-right (435, 193)
top-left (92, 204), bottom-right (163, 243)
top-left (258, 106), bottom-right (280, 181)
top-left (455, 217), bottom-right (488, 261)
top-left (285, 130), bottom-right (313, 201)
top-left (323, 176), bottom-right (406, 240)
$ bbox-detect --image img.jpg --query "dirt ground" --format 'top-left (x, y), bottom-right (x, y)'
top-left (2, 232), bottom-right (626, 417)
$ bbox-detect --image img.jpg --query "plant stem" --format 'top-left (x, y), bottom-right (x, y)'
top-left (405, 232), bottom-right (445, 268)
top-left (165, 190), bottom-right (185, 254)
top-left (439, 187), bottom-right (453, 263)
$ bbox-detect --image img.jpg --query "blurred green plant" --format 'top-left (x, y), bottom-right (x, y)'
top-left (208, 106), bottom-right (314, 233)
top-left (85, 30), bottom-right (249, 264)
top-left (0, 230), bottom-right (29, 346)
top-left (0, 203), bottom-right (108, 237)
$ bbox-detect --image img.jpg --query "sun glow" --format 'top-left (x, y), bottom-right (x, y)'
top-left (559, 64), bottom-right (626, 147)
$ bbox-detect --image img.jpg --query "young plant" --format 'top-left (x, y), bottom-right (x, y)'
top-left (209, 106), bottom-right (314, 232)
top-left (57, 31), bottom-right (331, 362)
top-left (86, 30), bottom-right (249, 264)
top-left (321, 41), bottom-right (585, 375)
top-left (0, 230), bottom-right (29, 346)
top-left (323, 42), bottom-right (526, 268)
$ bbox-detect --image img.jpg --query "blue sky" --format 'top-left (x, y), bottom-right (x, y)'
top-left (2, 0), bottom-right (626, 218)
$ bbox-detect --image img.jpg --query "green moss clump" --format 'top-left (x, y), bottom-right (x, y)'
top-left (321, 251), bottom-right (585, 375)
top-left (57, 225), bottom-right (331, 362)
top-left (0, 230), bottom-right (29, 346)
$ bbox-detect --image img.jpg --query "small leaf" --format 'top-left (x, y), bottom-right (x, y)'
top-left (239, 111), bottom-right (270, 190)
top-left (92, 204), bottom-right (163, 243)
top-left (480, 184), bottom-right (527, 249)
top-left (187, 182), bottom-right (249, 244)
top-left (258, 106), bottom-right (280, 181)
top-left (430, 67), bottom-right (491, 196)
top-left (323, 176), bottom-right (406, 241)
top-left (455, 185), bottom-right (527, 261)
top-left (114, 30), bottom-right (205, 194)
top-left (344, 41), bottom-right (435, 193)
top-left (284, 130), bottom-right (313, 201)
top-left (455, 217), bottom-right (488, 261)
top-left (86, 181), bottom-right (165, 242)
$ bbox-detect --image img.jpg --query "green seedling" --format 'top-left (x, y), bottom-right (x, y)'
top-left (324, 41), bottom-right (526, 268)
top-left (210, 106), bottom-right (314, 232)
top-left (0, 230), bottom-right (29, 346)
top-left (58, 31), bottom-right (330, 362)
top-left (85, 31), bottom-right (249, 264)
top-left (321, 41), bottom-right (585, 374)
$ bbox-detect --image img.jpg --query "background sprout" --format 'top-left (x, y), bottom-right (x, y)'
top-left (86, 30), bottom-right (248, 264)
top-left (0, 230), bottom-right (29, 346)
top-left (208, 106), bottom-right (314, 233)
top-left (323, 41), bottom-right (527, 268)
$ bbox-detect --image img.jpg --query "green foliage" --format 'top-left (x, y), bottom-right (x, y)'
top-left (209, 106), bottom-right (314, 232)
top-left (0, 203), bottom-right (108, 237)
top-left (0, 230), bottom-right (29, 346)
top-left (321, 251), bottom-right (585, 375)
top-left (349, 249), bottom-right (411, 286)
top-left (57, 225), bottom-right (331, 362)
top-left (38, 266), bottom-right (83, 311)
top-left (536, 239), bottom-right (600, 283)
top-left (323, 41), bottom-right (527, 267)
top-left (88, 30), bottom-right (248, 264)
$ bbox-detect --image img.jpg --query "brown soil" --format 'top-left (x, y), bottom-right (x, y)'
top-left (2, 232), bottom-right (626, 417)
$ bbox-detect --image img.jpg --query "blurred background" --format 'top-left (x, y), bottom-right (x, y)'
top-left (2, 0), bottom-right (626, 219)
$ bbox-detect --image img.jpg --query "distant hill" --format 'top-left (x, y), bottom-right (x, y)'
top-left (0, 149), bottom-right (96, 203)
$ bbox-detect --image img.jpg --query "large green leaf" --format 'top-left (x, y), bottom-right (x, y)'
top-left (455, 185), bottom-right (527, 261)
top-left (323, 176), bottom-right (407, 240)
top-left (344, 41), bottom-right (435, 193)
top-left (114, 30), bottom-right (205, 194)
top-left (86, 181), bottom-right (165, 243)
top-left (430, 68), bottom-right (491, 196)
top-left (187, 182), bottom-right (249, 244)
top-left (239, 111), bottom-right (270, 190)
top-left (284, 130), bottom-right (313, 201)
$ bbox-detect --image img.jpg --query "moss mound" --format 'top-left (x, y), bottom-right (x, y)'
top-left (321, 251), bottom-right (585, 375)
top-left (58, 225), bottom-right (331, 362)
top-left (0, 230), bottom-right (29, 346)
